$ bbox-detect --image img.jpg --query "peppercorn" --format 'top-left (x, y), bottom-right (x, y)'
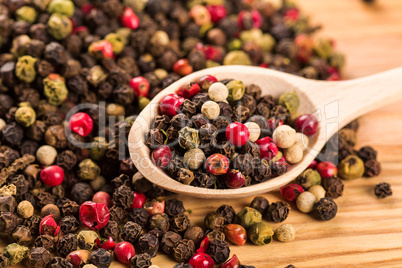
top-left (131, 253), bottom-right (152, 268)
top-left (41, 204), bottom-right (61, 221)
top-left (12, 225), bottom-right (32, 245)
top-left (59, 216), bottom-right (79, 234)
top-left (173, 264), bottom-right (193, 268)
top-left (89, 248), bottom-right (112, 268)
top-left (296, 169), bottom-right (322, 190)
top-left (235, 207), bottom-right (262, 229)
top-left (129, 208), bottom-right (150, 229)
top-left (161, 231), bottom-right (182, 255)
top-left (322, 177), bottom-right (344, 198)
top-left (15, 56), bottom-right (37, 83)
top-left (77, 230), bottom-right (99, 251)
top-left (338, 155), bottom-right (365, 180)
top-left (0, 254), bottom-right (10, 268)
top-left (0, 196), bottom-right (17, 213)
top-left (49, 257), bottom-right (74, 268)
top-left (266, 201), bottom-right (290, 223)
top-left (171, 213), bottom-right (191, 233)
top-left (113, 185), bottom-right (134, 210)
top-left (34, 235), bottom-right (55, 252)
top-left (284, 144), bottom-right (304, 164)
top-left (1, 122), bottom-right (24, 146)
top-left (204, 212), bottom-right (225, 231)
top-left (183, 149), bottom-right (205, 170)
top-left (182, 226), bottom-right (203, 246)
top-left (57, 233), bottom-right (78, 257)
top-left (308, 185), bottom-right (326, 201)
top-left (3, 243), bottom-right (29, 265)
top-left (28, 247), bottom-right (51, 268)
top-left (248, 222), bottom-right (274, 246)
top-left (364, 159), bottom-right (381, 177)
top-left (100, 221), bottom-right (120, 242)
top-left (138, 233), bottom-right (159, 257)
top-left (250, 196), bottom-right (269, 214)
top-left (374, 182), bottom-right (392, 199)
top-left (296, 191), bottom-right (316, 213)
top-left (173, 239), bottom-right (195, 263)
top-left (0, 212), bottom-right (19, 234)
top-left (165, 199), bottom-right (185, 217)
top-left (22, 214), bottom-right (41, 236)
top-left (47, 13), bottom-right (72, 40)
top-left (313, 197), bottom-right (338, 221)
top-left (206, 239), bottom-right (230, 264)
top-left (120, 221), bottom-right (142, 245)
top-left (78, 159), bottom-right (101, 181)
top-left (275, 224), bottom-right (296, 242)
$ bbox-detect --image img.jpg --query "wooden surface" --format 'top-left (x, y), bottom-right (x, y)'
top-left (4, 0), bottom-right (402, 267)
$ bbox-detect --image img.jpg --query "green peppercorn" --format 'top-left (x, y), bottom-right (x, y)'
top-left (47, 0), bottom-right (75, 18)
top-left (89, 137), bottom-right (108, 161)
top-left (338, 155), bottom-right (365, 180)
top-left (226, 80), bottom-right (246, 102)
top-left (223, 51), bottom-right (252, 66)
top-left (139, 97), bottom-right (151, 111)
top-left (43, 74), bottom-right (69, 106)
top-left (261, 34), bottom-right (276, 52)
top-left (235, 207), bottom-right (262, 229)
top-left (15, 56), bottom-right (37, 83)
top-left (105, 33), bottom-right (125, 55)
top-left (228, 39), bottom-right (242, 51)
top-left (47, 13), bottom-right (73, 40)
top-left (330, 52), bottom-right (346, 71)
top-left (178, 127), bottom-right (200, 150)
top-left (296, 169), bottom-right (321, 190)
top-left (11, 35), bottom-right (31, 57)
top-left (3, 243), bottom-right (29, 265)
top-left (78, 159), bottom-right (101, 180)
top-left (278, 91), bottom-right (300, 115)
top-left (15, 6), bottom-right (38, 23)
top-left (248, 222), bottom-right (274, 246)
top-left (15, 103), bottom-right (36, 127)
top-left (314, 38), bottom-right (333, 60)
top-left (77, 230), bottom-right (100, 250)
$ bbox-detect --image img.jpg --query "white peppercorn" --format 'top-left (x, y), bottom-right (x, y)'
top-left (294, 132), bottom-right (309, 150)
top-left (184, 148), bottom-right (205, 170)
top-left (284, 144), bottom-right (304, 164)
top-left (308, 185), bottom-right (326, 201)
top-left (296, 191), bottom-right (316, 213)
top-left (244, 122), bottom-right (261, 142)
top-left (0, 119), bottom-right (6, 131)
top-left (272, 125), bottom-right (296, 149)
top-left (201, 101), bottom-right (220, 120)
top-left (17, 200), bottom-right (34, 218)
top-left (275, 224), bottom-right (295, 242)
top-left (36, 145), bottom-right (58, 166)
top-left (208, 82), bottom-right (228, 102)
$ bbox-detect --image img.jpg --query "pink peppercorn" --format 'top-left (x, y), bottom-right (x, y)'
top-left (173, 59), bottom-right (193, 76)
top-left (224, 170), bottom-right (246, 189)
top-left (237, 10), bottom-right (262, 30)
top-left (95, 237), bottom-right (115, 251)
top-left (221, 254), bottom-right (241, 268)
top-left (88, 40), bottom-right (114, 59)
top-left (177, 82), bottom-right (201, 99)
top-left (114, 242), bottom-right (135, 264)
top-left (151, 145), bottom-right (172, 168)
top-left (130, 192), bottom-right (146, 209)
top-left (197, 75), bottom-right (218, 91)
top-left (40, 165), bottom-right (64, 187)
top-left (256, 137), bottom-right (278, 161)
top-left (206, 5), bottom-right (227, 24)
top-left (39, 215), bottom-right (59, 236)
top-left (68, 112), bottom-right (93, 137)
top-left (159, 94), bottom-right (185, 117)
top-left (295, 114), bottom-right (319, 136)
top-left (280, 184), bottom-right (304, 202)
top-left (92, 191), bottom-right (113, 208)
top-left (316, 161), bottom-right (338, 179)
top-left (206, 154), bottom-right (230, 176)
top-left (130, 76), bottom-right (150, 98)
top-left (79, 201), bottom-right (110, 231)
top-left (121, 7), bottom-right (139, 30)
top-left (226, 122), bottom-right (250, 147)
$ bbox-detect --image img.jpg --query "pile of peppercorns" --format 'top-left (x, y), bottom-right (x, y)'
top-left (0, 0), bottom-right (386, 267)
top-left (147, 77), bottom-right (319, 189)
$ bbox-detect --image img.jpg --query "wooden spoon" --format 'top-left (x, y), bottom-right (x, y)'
top-left (128, 66), bottom-right (402, 199)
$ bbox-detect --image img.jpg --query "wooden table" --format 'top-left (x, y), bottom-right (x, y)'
top-left (148, 1), bottom-right (402, 267)
top-left (3, 0), bottom-right (402, 267)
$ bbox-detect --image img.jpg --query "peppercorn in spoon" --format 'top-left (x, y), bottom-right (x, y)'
top-left (128, 65), bottom-right (402, 198)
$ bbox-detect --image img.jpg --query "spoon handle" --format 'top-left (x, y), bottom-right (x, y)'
top-left (298, 67), bottom-right (402, 135)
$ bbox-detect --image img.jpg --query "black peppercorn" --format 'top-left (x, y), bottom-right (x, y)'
top-left (29, 247), bottom-right (51, 268)
top-left (57, 233), bottom-right (78, 257)
top-left (0, 254), bottom-right (10, 268)
top-left (161, 231), bottom-right (182, 255)
top-left (12, 225), bottom-right (32, 245)
top-left (216, 205), bottom-right (236, 225)
top-left (131, 253), bottom-right (152, 268)
top-left (173, 264), bottom-right (193, 268)
top-left (100, 220), bottom-right (120, 241)
top-left (34, 235), bottom-right (55, 252)
top-left (170, 213), bottom-right (191, 233)
top-left (0, 212), bottom-right (19, 234)
top-left (48, 257), bottom-right (74, 268)
top-left (374, 182), bottom-right (392, 199)
top-left (137, 233), bottom-right (159, 257)
top-left (206, 239), bottom-right (230, 264)
top-left (357, 146), bottom-right (377, 162)
top-left (129, 208), bottom-right (150, 229)
top-left (59, 216), bottom-right (79, 234)
top-left (250, 196), bottom-right (269, 214)
top-left (313, 197), bottom-right (338, 221)
top-left (59, 199), bottom-right (80, 217)
top-left (90, 248), bottom-right (112, 268)
top-left (204, 212), bottom-right (225, 231)
top-left (71, 183), bottom-right (93, 204)
top-left (8, 174), bottom-right (29, 195)
top-left (0, 195), bottom-right (17, 213)
top-left (121, 221), bottom-right (143, 244)
top-left (193, 172), bottom-right (215, 188)
top-left (149, 213), bottom-right (170, 233)
top-left (36, 192), bottom-right (55, 209)
top-left (183, 226), bottom-right (204, 246)
top-left (109, 205), bottom-right (127, 223)
top-left (205, 229), bottom-right (226, 242)
top-left (113, 185), bottom-right (134, 210)
top-left (22, 214), bottom-right (41, 236)
top-left (364, 159), bottom-right (381, 177)
top-left (322, 177), bottom-right (344, 199)
top-left (266, 201), bottom-right (290, 223)
top-left (165, 199), bottom-right (185, 217)
top-left (173, 239), bottom-right (195, 263)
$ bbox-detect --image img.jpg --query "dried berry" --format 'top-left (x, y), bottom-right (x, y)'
top-left (121, 221), bottom-right (143, 244)
top-left (216, 205), bottom-right (236, 225)
top-left (137, 233), bottom-right (159, 258)
top-left (206, 239), bottom-right (230, 264)
top-left (313, 198), bottom-right (338, 221)
top-left (374, 182), bottom-right (392, 199)
top-left (266, 201), bottom-right (290, 223)
top-left (173, 239), bottom-right (195, 263)
top-left (90, 248), bottom-right (112, 268)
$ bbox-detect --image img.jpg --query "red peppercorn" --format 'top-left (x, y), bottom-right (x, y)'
top-left (280, 184), bottom-right (304, 202)
top-left (226, 122), bottom-right (250, 147)
top-left (159, 94), bottom-right (185, 117)
top-left (295, 114), bottom-right (318, 136)
top-left (221, 254), bottom-right (241, 268)
top-left (114, 241), bottom-right (135, 264)
top-left (39, 215), bottom-right (59, 236)
top-left (206, 5), bottom-right (227, 23)
top-left (224, 224), bottom-right (247, 246)
top-left (95, 236), bottom-right (115, 251)
top-left (121, 7), bottom-right (139, 30)
top-left (151, 145), bottom-right (172, 168)
top-left (206, 154), bottom-right (230, 176)
top-left (88, 40), bottom-right (114, 59)
top-left (223, 170), bottom-right (246, 189)
top-left (316, 161), bottom-right (338, 179)
top-left (173, 59), bottom-right (193, 76)
top-left (202, 45), bottom-right (223, 61)
top-left (189, 252), bottom-right (215, 268)
top-left (68, 112), bottom-right (93, 137)
top-left (72, 26), bottom-right (88, 35)
top-left (92, 191), bottom-right (113, 208)
top-left (237, 10), bottom-right (262, 30)
top-left (40, 165), bottom-right (64, 187)
top-left (130, 76), bottom-right (150, 98)
top-left (198, 237), bottom-right (209, 253)
top-left (144, 200), bottom-right (165, 216)
top-left (283, 8), bottom-right (299, 22)
top-left (197, 75), bottom-right (218, 91)
top-left (294, 34), bottom-right (314, 63)
top-left (177, 82), bottom-right (201, 99)
top-left (256, 137), bottom-right (278, 161)
top-left (67, 250), bottom-right (90, 268)
top-left (327, 67), bottom-right (341, 81)
top-left (81, 4), bottom-right (93, 15)
top-left (267, 118), bottom-right (284, 130)
top-left (130, 192), bottom-right (146, 209)
top-left (308, 160), bottom-right (318, 169)
top-left (79, 201), bottom-right (110, 231)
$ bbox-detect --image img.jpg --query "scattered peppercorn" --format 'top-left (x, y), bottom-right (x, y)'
top-left (374, 182), bottom-right (392, 199)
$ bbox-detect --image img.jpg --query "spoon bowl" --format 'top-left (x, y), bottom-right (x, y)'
top-left (128, 65), bottom-right (402, 198)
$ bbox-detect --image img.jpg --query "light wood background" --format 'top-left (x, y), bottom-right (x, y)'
top-left (3, 0), bottom-right (402, 267)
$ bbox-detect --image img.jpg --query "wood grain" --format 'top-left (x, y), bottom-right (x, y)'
top-left (3, 0), bottom-right (402, 267)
